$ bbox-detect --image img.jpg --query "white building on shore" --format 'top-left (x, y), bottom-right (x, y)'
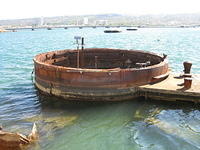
top-left (83, 17), bottom-right (89, 25)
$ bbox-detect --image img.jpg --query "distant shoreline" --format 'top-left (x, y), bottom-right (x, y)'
top-left (3, 24), bottom-right (200, 31)
top-left (1, 13), bottom-right (200, 29)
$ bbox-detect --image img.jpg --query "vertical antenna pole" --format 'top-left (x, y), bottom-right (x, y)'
top-left (77, 50), bottom-right (80, 68)
top-left (74, 36), bottom-right (84, 68)
top-left (81, 37), bottom-right (84, 68)
top-left (81, 37), bottom-right (84, 50)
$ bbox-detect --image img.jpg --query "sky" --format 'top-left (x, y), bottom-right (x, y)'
top-left (0, 0), bottom-right (200, 20)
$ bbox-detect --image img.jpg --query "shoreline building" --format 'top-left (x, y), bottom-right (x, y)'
top-left (95, 20), bottom-right (108, 26)
top-left (39, 17), bottom-right (44, 26)
top-left (83, 17), bottom-right (89, 25)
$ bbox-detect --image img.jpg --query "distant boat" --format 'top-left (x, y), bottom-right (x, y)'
top-left (126, 27), bottom-right (138, 31)
top-left (47, 27), bottom-right (52, 30)
top-left (104, 28), bottom-right (122, 33)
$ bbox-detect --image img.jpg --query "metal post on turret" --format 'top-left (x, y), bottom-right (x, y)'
top-left (81, 37), bottom-right (85, 67)
top-left (81, 37), bottom-right (84, 50)
top-left (77, 50), bottom-right (80, 68)
top-left (74, 36), bottom-right (81, 68)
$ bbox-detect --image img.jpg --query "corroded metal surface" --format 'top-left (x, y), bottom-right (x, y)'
top-left (34, 48), bottom-right (169, 101)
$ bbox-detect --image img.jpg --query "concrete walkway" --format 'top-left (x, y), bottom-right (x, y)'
top-left (139, 73), bottom-right (200, 102)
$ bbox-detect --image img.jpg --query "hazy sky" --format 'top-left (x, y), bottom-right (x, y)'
top-left (0, 0), bottom-right (200, 19)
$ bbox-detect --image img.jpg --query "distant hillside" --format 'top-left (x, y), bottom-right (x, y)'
top-left (1, 13), bottom-right (200, 27)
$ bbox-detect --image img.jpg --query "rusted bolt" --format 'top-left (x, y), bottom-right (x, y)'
top-left (183, 61), bottom-right (192, 74)
top-left (184, 77), bottom-right (192, 89)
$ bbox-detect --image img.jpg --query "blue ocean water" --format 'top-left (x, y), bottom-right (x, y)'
top-left (0, 27), bottom-right (200, 150)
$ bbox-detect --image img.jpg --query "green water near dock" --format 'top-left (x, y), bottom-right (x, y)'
top-left (0, 27), bottom-right (200, 149)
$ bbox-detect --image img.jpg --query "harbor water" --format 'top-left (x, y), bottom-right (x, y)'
top-left (0, 27), bottom-right (200, 150)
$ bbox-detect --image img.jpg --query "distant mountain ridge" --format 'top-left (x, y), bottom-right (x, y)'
top-left (1, 13), bottom-right (200, 27)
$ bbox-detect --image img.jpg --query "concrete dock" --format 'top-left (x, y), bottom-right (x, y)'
top-left (138, 73), bottom-right (200, 103)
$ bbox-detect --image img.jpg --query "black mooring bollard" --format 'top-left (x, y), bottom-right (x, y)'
top-left (184, 77), bottom-right (192, 89)
top-left (183, 61), bottom-right (192, 74)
